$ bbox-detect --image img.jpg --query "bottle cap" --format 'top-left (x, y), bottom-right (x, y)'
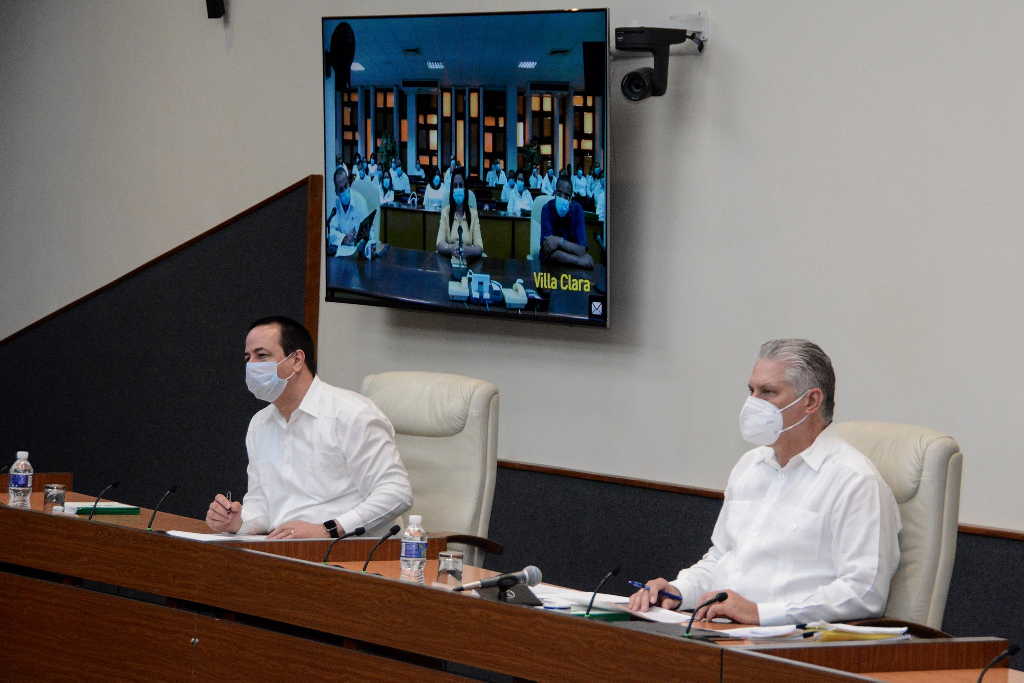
top-left (409, 514), bottom-right (422, 526)
top-left (16, 451), bottom-right (28, 459)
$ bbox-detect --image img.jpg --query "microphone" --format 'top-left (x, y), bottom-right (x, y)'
top-left (977, 643), bottom-right (1019, 683)
top-left (146, 485), bottom-right (179, 530)
top-left (685, 591), bottom-right (728, 636)
top-left (585, 565), bottom-right (621, 617)
top-left (453, 565), bottom-right (542, 593)
top-left (321, 526), bottom-right (366, 563)
top-left (361, 524), bottom-right (402, 572)
top-left (88, 481), bottom-right (120, 521)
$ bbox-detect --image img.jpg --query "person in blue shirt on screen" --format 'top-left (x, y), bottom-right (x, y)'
top-left (326, 166), bottom-right (368, 256)
top-left (540, 176), bottom-right (593, 269)
top-left (506, 170), bottom-right (533, 216)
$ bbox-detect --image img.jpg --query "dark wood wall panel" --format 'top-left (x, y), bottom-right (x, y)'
top-left (0, 177), bottom-right (322, 523)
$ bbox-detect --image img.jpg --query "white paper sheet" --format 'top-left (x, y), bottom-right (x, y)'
top-left (166, 530), bottom-right (384, 542)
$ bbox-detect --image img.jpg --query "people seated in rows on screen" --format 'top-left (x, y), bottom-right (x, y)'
top-left (528, 167), bottom-right (541, 190)
top-left (326, 167), bottom-right (368, 255)
top-left (379, 171), bottom-right (395, 204)
top-left (506, 171), bottom-right (533, 216)
top-left (391, 162), bottom-right (411, 194)
top-left (436, 167), bottom-right (483, 259)
top-left (572, 168), bottom-right (589, 196)
top-left (485, 161), bottom-right (506, 188)
top-left (540, 168), bottom-right (558, 195)
top-left (628, 339), bottom-right (901, 626)
top-left (205, 316), bottom-right (413, 539)
top-left (408, 160), bottom-right (424, 178)
top-left (539, 176), bottom-right (593, 269)
top-left (423, 170), bottom-right (447, 211)
top-left (500, 173), bottom-right (516, 204)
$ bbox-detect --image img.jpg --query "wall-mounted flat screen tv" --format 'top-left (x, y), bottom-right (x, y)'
top-left (323, 10), bottom-right (609, 326)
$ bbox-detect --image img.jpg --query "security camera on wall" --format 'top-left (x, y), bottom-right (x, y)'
top-left (615, 26), bottom-right (705, 101)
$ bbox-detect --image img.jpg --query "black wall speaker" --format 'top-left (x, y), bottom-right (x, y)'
top-left (582, 41), bottom-right (606, 96)
top-left (207, 0), bottom-right (225, 19)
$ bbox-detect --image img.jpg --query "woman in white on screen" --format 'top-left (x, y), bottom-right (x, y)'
top-left (506, 170), bottom-right (533, 216)
top-left (379, 171), bottom-right (395, 204)
top-left (422, 168), bottom-right (446, 211)
top-left (435, 167), bottom-right (483, 258)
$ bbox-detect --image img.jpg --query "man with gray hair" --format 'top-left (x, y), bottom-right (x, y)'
top-left (629, 339), bottom-right (901, 626)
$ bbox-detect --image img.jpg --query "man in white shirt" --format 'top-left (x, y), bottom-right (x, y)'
top-left (540, 168), bottom-right (557, 195)
top-left (571, 168), bottom-right (589, 196)
top-left (391, 161), bottom-right (411, 193)
top-left (325, 167), bottom-right (368, 255)
top-left (205, 316), bottom-right (413, 539)
top-left (629, 339), bottom-right (901, 626)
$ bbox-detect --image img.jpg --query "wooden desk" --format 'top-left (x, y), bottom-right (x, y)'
top-left (7, 490), bottom-right (449, 563)
top-left (0, 504), bottom-right (1012, 681)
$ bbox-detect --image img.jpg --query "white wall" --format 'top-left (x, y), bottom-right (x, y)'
top-left (2, 0), bottom-right (1022, 531)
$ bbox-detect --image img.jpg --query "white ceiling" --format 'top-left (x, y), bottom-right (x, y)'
top-left (323, 11), bottom-right (606, 91)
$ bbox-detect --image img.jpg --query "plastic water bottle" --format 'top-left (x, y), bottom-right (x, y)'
top-left (7, 451), bottom-right (33, 509)
top-left (399, 514), bottom-right (427, 584)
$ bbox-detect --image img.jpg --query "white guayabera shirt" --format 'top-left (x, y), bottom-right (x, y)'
top-left (238, 377), bottom-right (413, 536)
top-left (670, 425), bottom-right (902, 626)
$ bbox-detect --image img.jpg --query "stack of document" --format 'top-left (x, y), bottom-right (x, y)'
top-left (64, 501), bottom-right (139, 515)
top-left (531, 584), bottom-right (692, 624)
top-left (720, 621), bottom-right (909, 641)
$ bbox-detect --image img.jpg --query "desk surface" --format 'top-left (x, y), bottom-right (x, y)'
top-left (1, 504), bottom-right (1013, 681)
top-left (326, 245), bottom-right (606, 323)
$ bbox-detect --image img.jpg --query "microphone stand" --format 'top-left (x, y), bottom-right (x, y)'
top-left (361, 524), bottom-right (401, 572)
top-left (146, 485), bottom-right (178, 530)
top-left (585, 565), bottom-right (621, 617)
top-left (88, 481), bottom-right (119, 521)
top-left (685, 591), bottom-right (728, 636)
top-left (321, 526), bottom-right (366, 563)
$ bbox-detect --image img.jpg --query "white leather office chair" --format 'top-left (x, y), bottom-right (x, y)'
top-left (527, 195), bottom-right (554, 263)
top-left (350, 178), bottom-right (382, 241)
top-left (833, 421), bottom-right (963, 630)
top-left (361, 371), bottom-right (500, 567)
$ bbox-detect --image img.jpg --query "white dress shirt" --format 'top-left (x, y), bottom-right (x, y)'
top-left (238, 377), bottom-right (413, 536)
top-left (423, 183), bottom-right (446, 211)
top-left (540, 174), bottom-right (557, 195)
top-left (529, 173), bottom-right (541, 189)
top-left (392, 171), bottom-right (411, 193)
top-left (572, 173), bottom-right (589, 196)
top-left (670, 425), bottom-right (901, 626)
top-left (506, 188), bottom-right (533, 215)
top-left (327, 192), bottom-right (369, 251)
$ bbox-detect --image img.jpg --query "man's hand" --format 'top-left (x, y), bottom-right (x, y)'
top-left (627, 577), bottom-right (682, 613)
top-left (205, 494), bottom-right (242, 533)
top-left (541, 235), bottom-right (562, 256)
top-left (693, 589), bottom-right (760, 625)
top-left (267, 520), bottom-right (331, 540)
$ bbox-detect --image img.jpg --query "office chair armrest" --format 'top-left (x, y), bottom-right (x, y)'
top-left (445, 534), bottom-right (504, 555)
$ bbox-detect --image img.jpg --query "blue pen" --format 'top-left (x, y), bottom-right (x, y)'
top-left (626, 580), bottom-right (682, 603)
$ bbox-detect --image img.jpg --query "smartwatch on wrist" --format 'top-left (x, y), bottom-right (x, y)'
top-left (323, 519), bottom-right (340, 538)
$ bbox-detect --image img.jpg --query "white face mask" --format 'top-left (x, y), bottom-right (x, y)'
top-left (245, 352), bottom-right (297, 402)
top-left (738, 390), bottom-right (811, 446)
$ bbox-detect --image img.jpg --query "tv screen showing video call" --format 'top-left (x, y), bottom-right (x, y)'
top-left (322, 10), bottom-right (609, 326)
